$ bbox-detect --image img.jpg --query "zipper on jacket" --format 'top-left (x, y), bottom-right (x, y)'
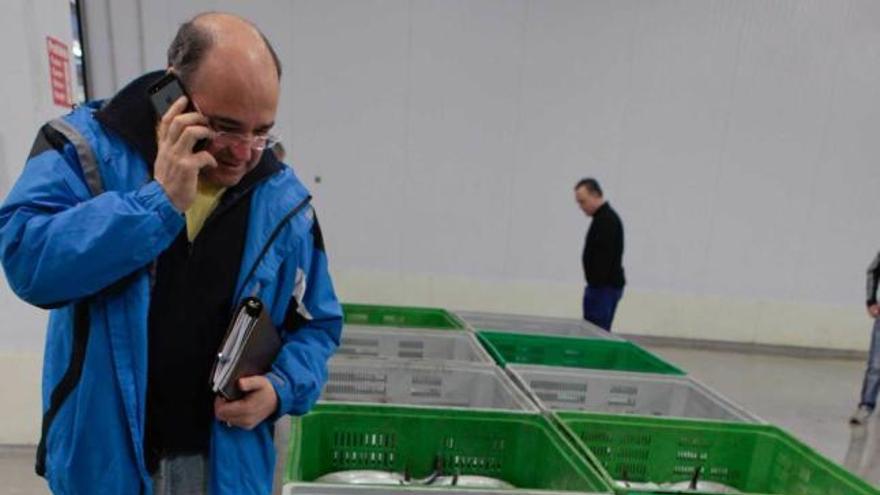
top-left (230, 195), bottom-right (313, 315)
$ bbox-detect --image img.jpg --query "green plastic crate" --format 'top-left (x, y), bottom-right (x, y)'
top-left (476, 331), bottom-right (685, 376)
top-left (285, 403), bottom-right (613, 493)
top-left (343, 303), bottom-right (466, 330)
top-left (554, 411), bottom-right (879, 495)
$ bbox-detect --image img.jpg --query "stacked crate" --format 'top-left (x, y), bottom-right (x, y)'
top-left (281, 304), bottom-right (879, 495)
top-left (283, 304), bottom-right (612, 494)
top-left (460, 311), bottom-right (878, 495)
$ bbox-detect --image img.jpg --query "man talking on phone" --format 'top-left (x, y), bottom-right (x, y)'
top-left (0, 12), bottom-right (342, 495)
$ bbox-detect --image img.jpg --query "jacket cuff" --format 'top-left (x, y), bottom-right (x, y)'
top-left (266, 370), bottom-right (295, 421)
top-left (135, 181), bottom-right (184, 237)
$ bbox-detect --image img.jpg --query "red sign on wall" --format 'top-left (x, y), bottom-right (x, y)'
top-left (46, 36), bottom-right (73, 108)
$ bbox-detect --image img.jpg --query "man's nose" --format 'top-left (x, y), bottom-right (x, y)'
top-left (229, 140), bottom-right (253, 162)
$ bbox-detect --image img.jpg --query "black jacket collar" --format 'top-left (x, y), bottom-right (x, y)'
top-left (95, 70), bottom-right (165, 166)
top-left (94, 70), bottom-right (283, 195)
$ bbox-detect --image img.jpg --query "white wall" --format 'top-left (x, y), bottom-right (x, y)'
top-left (3, 0), bottom-right (880, 446)
top-left (154, 1), bottom-right (880, 350)
top-left (58, 0), bottom-right (880, 350)
top-left (0, 0), bottom-right (76, 443)
top-left (295, 0), bottom-right (880, 351)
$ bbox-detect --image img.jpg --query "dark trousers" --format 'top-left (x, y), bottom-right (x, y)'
top-left (582, 285), bottom-right (623, 331)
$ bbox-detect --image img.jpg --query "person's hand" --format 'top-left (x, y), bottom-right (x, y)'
top-left (869, 304), bottom-right (880, 319)
top-left (214, 376), bottom-right (279, 430)
top-left (154, 96), bottom-right (217, 211)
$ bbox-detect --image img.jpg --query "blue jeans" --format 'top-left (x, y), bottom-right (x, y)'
top-left (583, 285), bottom-right (623, 331)
top-left (859, 318), bottom-right (880, 408)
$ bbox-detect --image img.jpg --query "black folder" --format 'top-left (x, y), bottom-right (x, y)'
top-left (211, 297), bottom-right (282, 401)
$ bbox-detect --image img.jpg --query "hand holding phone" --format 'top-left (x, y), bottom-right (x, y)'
top-left (151, 90), bottom-right (217, 212)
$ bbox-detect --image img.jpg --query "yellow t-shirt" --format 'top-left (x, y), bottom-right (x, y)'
top-left (185, 181), bottom-right (227, 241)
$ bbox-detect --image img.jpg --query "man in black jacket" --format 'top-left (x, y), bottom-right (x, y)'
top-left (575, 178), bottom-right (625, 331)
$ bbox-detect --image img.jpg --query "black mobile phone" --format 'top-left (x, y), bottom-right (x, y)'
top-left (147, 72), bottom-right (209, 152)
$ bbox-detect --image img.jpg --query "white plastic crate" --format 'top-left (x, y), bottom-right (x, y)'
top-left (338, 326), bottom-right (493, 363)
top-left (322, 358), bottom-right (538, 411)
top-left (508, 364), bottom-right (760, 422)
top-left (283, 483), bottom-right (608, 495)
top-left (453, 311), bottom-right (622, 341)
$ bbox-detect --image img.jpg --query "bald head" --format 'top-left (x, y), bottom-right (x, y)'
top-left (166, 12), bottom-right (281, 87)
top-left (165, 13), bottom-right (283, 187)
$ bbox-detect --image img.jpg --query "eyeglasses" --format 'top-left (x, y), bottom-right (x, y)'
top-left (210, 129), bottom-right (280, 152)
top-left (194, 106), bottom-right (280, 151)
top-left (184, 90), bottom-right (282, 152)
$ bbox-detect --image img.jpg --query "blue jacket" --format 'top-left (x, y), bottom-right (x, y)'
top-left (0, 93), bottom-right (343, 493)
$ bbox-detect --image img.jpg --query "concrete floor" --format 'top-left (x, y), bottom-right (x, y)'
top-left (0, 445), bottom-right (47, 495)
top-left (643, 345), bottom-right (864, 464)
top-left (1, 344), bottom-right (876, 493)
top-left (642, 344), bottom-right (880, 487)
